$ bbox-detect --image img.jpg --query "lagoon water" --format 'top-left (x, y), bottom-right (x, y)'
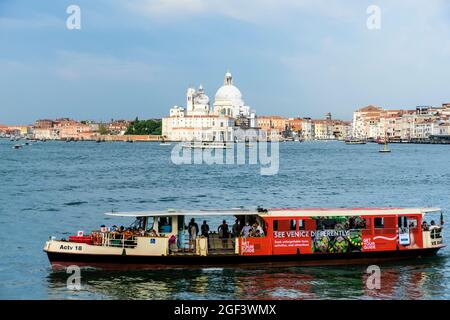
top-left (0, 139), bottom-right (449, 299)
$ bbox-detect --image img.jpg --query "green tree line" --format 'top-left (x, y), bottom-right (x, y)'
top-left (125, 118), bottom-right (162, 135)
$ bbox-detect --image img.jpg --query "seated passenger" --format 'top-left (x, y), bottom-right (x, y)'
top-left (240, 222), bottom-right (252, 237)
top-left (149, 229), bottom-right (158, 237)
top-left (429, 220), bottom-right (440, 231)
top-left (255, 222), bottom-right (265, 236)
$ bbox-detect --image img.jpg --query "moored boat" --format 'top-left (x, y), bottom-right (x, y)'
top-left (44, 207), bottom-right (445, 270)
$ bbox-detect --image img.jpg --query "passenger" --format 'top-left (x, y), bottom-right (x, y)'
top-left (218, 220), bottom-right (230, 249)
top-left (254, 229), bottom-right (261, 237)
top-left (137, 227), bottom-right (145, 236)
top-left (201, 220), bottom-right (210, 249)
top-left (255, 222), bottom-right (265, 236)
top-left (232, 219), bottom-right (241, 238)
top-left (240, 222), bottom-right (252, 238)
top-left (422, 221), bottom-right (429, 231)
top-left (187, 218), bottom-right (199, 251)
top-left (169, 235), bottom-right (177, 253)
top-left (430, 220), bottom-right (440, 231)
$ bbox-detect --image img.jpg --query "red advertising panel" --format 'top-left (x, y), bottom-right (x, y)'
top-left (239, 237), bottom-right (272, 256)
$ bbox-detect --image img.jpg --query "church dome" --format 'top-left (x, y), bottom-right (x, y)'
top-left (214, 71), bottom-right (243, 103)
top-left (195, 93), bottom-right (210, 105)
top-left (215, 84), bottom-right (242, 101)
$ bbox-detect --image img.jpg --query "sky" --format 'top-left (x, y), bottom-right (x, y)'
top-left (1, 0), bottom-right (450, 124)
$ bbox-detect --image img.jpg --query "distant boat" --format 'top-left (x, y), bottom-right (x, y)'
top-left (160, 143), bottom-right (172, 146)
top-left (182, 142), bottom-right (231, 149)
top-left (345, 138), bottom-right (366, 145)
top-left (12, 144), bottom-right (22, 149)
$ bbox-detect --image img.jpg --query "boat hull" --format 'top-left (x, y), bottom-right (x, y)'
top-left (47, 247), bottom-right (442, 270)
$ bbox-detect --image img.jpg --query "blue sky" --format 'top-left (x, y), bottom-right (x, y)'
top-left (1, 0), bottom-right (450, 124)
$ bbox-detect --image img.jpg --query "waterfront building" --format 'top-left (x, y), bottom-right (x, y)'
top-left (332, 120), bottom-right (352, 140)
top-left (162, 72), bottom-right (258, 142)
top-left (257, 116), bottom-right (287, 140)
top-left (33, 128), bottom-right (59, 140)
top-left (108, 120), bottom-right (131, 135)
top-left (313, 120), bottom-right (332, 140)
top-left (53, 119), bottom-right (93, 140)
top-left (287, 118), bottom-right (302, 134)
top-left (301, 118), bottom-right (315, 140)
top-left (34, 119), bottom-right (54, 129)
top-left (352, 104), bottom-right (450, 141)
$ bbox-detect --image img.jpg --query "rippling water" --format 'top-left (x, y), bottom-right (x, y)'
top-left (0, 139), bottom-right (449, 299)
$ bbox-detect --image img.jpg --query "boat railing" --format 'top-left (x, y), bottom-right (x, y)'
top-left (92, 231), bottom-right (138, 248)
top-left (423, 227), bottom-right (443, 248)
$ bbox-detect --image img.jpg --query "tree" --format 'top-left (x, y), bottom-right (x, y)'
top-left (125, 119), bottom-right (162, 135)
top-left (98, 124), bottom-right (109, 135)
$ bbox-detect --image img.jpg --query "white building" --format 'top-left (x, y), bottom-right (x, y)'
top-left (162, 72), bottom-right (257, 142)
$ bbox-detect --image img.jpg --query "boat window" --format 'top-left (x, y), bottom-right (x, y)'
top-left (273, 220), bottom-right (296, 231)
top-left (158, 217), bottom-right (172, 233)
top-left (374, 217), bottom-right (384, 228)
top-left (316, 219), bottom-right (337, 230)
top-left (273, 220), bottom-right (278, 231)
top-left (177, 215), bottom-right (185, 231)
top-left (407, 218), bottom-right (418, 228)
top-left (290, 220), bottom-right (296, 231)
top-left (298, 219), bottom-right (305, 230)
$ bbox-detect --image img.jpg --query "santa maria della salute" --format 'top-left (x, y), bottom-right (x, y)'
top-left (162, 72), bottom-right (259, 142)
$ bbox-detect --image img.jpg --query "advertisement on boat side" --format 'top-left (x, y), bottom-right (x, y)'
top-left (271, 216), bottom-right (366, 254)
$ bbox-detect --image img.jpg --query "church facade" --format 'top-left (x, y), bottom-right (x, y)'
top-left (162, 72), bottom-right (257, 142)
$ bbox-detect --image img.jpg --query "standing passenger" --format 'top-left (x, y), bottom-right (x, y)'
top-left (201, 220), bottom-right (210, 248)
top-left (218, 220), bottom-right (229, 249)
top-left (187, 218), bottom-right (199, 251)
top-left (232, 219), bottom-right (241, 238)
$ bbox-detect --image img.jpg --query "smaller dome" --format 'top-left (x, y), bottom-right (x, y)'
top-left (194, 91), bottom-right (210, 105)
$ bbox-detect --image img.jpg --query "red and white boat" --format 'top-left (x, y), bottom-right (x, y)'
top-left (44, 207), bottom-right (445, 269)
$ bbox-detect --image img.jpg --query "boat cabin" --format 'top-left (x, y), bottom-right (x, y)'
top-left (59, 208), bottom-right (444, 258)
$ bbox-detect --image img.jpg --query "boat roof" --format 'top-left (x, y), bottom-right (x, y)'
top-left (105, 208), bottom-right (441, 218)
